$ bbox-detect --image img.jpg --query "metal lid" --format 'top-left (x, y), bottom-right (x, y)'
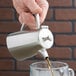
top-left (39, 26), bottom-right (54, 49)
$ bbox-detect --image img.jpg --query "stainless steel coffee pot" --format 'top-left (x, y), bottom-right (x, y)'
top-left (6, 14), bottom-right (54, 61)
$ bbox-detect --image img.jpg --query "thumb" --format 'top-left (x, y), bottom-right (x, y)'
top-left (23, 0), bottom-right (42, 14)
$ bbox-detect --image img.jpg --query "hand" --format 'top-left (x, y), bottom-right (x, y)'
top-left (12, 0), bottom-right (49, 29)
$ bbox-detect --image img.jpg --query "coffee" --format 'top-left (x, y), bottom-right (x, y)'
top-left (45, 57), bottom-right (54, 76)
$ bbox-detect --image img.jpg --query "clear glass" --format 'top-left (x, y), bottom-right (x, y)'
top-left (30, 61), bottom-right (74, 76)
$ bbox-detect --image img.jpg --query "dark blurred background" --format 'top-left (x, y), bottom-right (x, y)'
top-left (0, 0), bottom-right (76, 76)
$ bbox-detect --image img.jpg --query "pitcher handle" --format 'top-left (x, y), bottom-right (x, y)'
top-left (20, 23), bottom-right (25, 31)
top-left (20, 14), bottom-right (40, 31)
top-left (35, 14), bottom-right (40, 29)
top-left (69, 68), bottom-right (75, 76)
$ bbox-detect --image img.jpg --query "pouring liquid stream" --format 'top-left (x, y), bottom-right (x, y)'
top-left (45, 57), bottom-right (54, 76)
top-left (36, 14), bottom-right (54, 76)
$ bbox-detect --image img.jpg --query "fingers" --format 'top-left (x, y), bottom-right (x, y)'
top-left (12, 0), bottom-right (23, 14)
top-left (13, 0), bottom-right (42, 14)
top-left (23, 0), bottom-right (42, 14)
top-left (19, 12), bottom-right (37, 30)
top-left (12, 0), bottom-right (49, 30)
top-left (36, 0), bottom-right (49, 23)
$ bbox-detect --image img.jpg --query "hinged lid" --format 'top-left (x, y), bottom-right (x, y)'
top-left (39, 25), bottom-right (54, 49)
